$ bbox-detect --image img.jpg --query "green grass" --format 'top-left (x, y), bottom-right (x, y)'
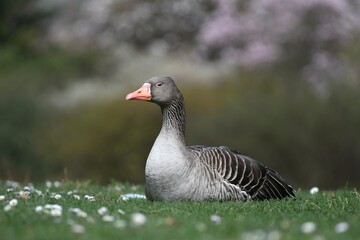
top-left (0, 181), bottom-right (359, 240)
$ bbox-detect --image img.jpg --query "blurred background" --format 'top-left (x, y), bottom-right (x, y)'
top-left (1, 0), bottom-right (360, 189)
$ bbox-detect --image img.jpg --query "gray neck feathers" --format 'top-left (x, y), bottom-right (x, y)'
top-left (160, 93), bottom-right (186, 144)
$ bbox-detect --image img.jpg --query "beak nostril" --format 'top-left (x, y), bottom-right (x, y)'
top-left (126, 83), bottom-right (151, 101)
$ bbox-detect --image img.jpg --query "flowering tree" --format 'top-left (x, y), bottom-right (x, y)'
top-left (47, 0), bottom-right (211, 49)
top-left (45, 0), bottom-right (360, 87)
top-left (197, 0), bottom-right (360, 87)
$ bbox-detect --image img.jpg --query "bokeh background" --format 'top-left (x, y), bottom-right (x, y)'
top-left (1, 0), bottom-right (360, 189)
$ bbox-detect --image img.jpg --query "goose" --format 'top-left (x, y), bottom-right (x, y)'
top-left (126, 76), bottom-right (295, 201)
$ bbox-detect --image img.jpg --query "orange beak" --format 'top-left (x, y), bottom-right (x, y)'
top-left (125, 83), bottom-right (152, 101)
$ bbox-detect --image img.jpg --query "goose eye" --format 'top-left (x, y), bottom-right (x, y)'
top-left (156, 83), bottom-right (162, 87)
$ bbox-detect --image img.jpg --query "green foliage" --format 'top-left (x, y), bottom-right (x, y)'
top-left (36, 101), bottom-right (160, 183)
top-left (0, 0), bottom-right (52, 51)
top-left (0, 45), bottom-right (105, 89)
top-left (0, 88), bottom-right (38, 178)
top-left (0, 181), bottom-right (359, 240)
top-left (0, 44), bottom-right (105, 181)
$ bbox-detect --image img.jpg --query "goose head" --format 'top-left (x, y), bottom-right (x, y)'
top-left (126, 76), bottom-right (181, 106)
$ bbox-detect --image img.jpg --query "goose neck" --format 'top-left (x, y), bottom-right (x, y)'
top-left (160, 96), bottom-right (186, 144)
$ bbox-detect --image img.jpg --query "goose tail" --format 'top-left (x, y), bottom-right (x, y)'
top-left (254, 168), bottom-right (295, 200)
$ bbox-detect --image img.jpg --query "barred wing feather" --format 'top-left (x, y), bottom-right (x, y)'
top-left (189, 146), bottom-right (295, 200)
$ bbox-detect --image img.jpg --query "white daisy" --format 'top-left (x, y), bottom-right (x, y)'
top-left (131, 213), bottom-right (147, 227)
top-left (301, 221), bottom-right (316, 234)
top-left (334, 222), bottom-right (349, 233)
top-left (210, 215), bottom-right (222, 224)
top-left (310, 187), bottom-right (319, 195)
top-left (114, 219), bottom-right (126, 228)
top-left (9, 199), bottom-right (18, 206)
top-left (71, 224), bottom-right (85, 234)
top-left (97, 207), bottom-right (108, 216)
top-left (102, 215), bottom-right (115, 222)
top-left (53, 181), bottom-right (61, 187)
top-left (117, 209), bottom-right (126, 215)
top-left (35, 206), bottom-right (44, 212)
top-left (4, 204), bottom-right (12, 212)
top-left (50, 208), bottom-right (62, 217)
top-left (84, 195), bottom-right (95, 201)
top-left (54, 194), bottom-right (62, 200)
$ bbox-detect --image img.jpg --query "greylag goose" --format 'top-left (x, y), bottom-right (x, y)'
top-left (126, 76), bottom-right (295, 201)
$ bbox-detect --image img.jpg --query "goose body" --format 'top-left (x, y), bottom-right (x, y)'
top-left (126, 77), bottom-right (295, 201)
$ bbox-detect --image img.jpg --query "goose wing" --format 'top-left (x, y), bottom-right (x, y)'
top-left (189, 145), bottom-right (295, 200)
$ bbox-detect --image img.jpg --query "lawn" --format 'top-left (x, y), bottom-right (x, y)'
top-left (0, 181), bottom-right (359, 240)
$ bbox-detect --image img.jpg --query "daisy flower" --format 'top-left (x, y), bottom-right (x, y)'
top-left (50, 208), bottom-right (62, 217)
top-left (114, 219), bottom-right (126, 228)
top-left (117, 209), bottom-right (125, 215)
top-left (4, 205), bottom-right (12, 212)
top-left (84, 195), bottom-right (95, 201)
top-left (35, 206), bottom-right (44, 212)
top-left (301, 221), bottom-right (316, 234)
top-left (131, 213), bottom-right (147, 227)
top-left (102, 215), bottom-right (115, 222)
top-left (54, 194), bottom-right (62, 200)
top-left (334, 222), bottom-right (349, 233)
top-left (97, 207), bottom-right (108, 216)
top-left (71, 224), bottom-right (85, 234)
top-left (9, 199), bottom-right (18, 206)
top-left (210, 215), bottom-right (222, 224)
top-left (310, 187), bottom-right (319, 195)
